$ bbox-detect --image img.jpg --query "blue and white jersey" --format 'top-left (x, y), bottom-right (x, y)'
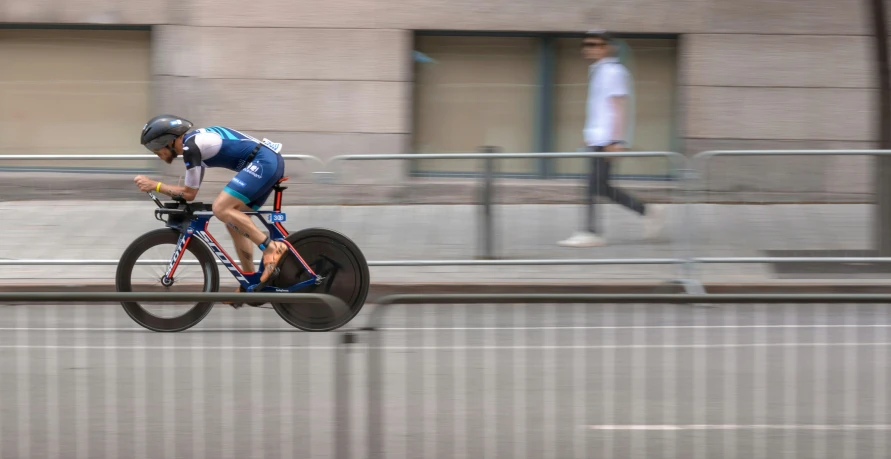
top-left (180, 126), bottom-right (282, 189)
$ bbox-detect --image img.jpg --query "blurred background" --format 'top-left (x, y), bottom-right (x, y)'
top-left (2, 1), bottom-right (891, 459)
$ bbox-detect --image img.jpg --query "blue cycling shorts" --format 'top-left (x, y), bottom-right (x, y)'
top-left (222, 147), bottom-right (285, 210)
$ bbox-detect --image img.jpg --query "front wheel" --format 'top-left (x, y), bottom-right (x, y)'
top-left (271, 228), bottom-right (370, 331)
top-left (116, 228), bottom-right (220, 332)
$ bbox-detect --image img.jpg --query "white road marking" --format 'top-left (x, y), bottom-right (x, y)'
top-left (380, 325), bottom-right (891, 331)
top-left (0, 327), bottom-right (297, 332)
top-left (0, 342), bottom-right (889, 350)
top-left (584, 425), bottom-right (891, 431)
top-left (0, 324), bottom-right (890, 332)
top-left (0, 345), bottom-right (341, 350)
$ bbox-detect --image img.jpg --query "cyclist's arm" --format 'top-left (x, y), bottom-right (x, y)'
top-left (156, 181), bottom-right (199, 201)
top-left (146, 131), bottom-right (217, 200)
top-left (134, 174), bottom-right (197, 200)
top-left (160, 133), bottom-right (211, 201)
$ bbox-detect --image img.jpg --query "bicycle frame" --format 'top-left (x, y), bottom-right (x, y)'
top-left (152, 181), bottom-right (322, 293)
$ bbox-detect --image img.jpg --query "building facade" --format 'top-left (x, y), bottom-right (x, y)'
top-left (0, 0), bottom-right (877, 198)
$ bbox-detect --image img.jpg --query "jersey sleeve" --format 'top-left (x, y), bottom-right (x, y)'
top-left (183, 167), bottom-right (203, 189)
top-left (181, 131), bottom-right (221, 189)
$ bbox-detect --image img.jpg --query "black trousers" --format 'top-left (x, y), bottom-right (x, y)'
top-left (586, 146), bottom-right (646, 234)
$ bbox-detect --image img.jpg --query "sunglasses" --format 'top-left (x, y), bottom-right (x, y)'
top-left (582, 41), bottom-right (608, 48)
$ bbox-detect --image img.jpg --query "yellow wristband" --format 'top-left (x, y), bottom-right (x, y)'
top-left (155, 182), bottom-right (162, 192)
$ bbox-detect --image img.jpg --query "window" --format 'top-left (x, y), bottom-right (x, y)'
top-left (411, 32), bottom-right (679, 180)
top-left (0, 27), bottom-right (152, 172)
top-left (412, 35), bottom-right (539, 176)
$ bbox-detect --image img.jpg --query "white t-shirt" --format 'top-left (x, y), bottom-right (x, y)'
top-left (583, 57), bottom-right (633, 147)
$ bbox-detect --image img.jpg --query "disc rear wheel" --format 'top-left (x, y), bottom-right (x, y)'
top-left (271, 228), bottom-right (370, 331)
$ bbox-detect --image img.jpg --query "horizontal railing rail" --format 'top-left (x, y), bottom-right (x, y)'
top-left (0, 291), bottom-right (347, 306)
top-left (692, 149), bottom-right (891, 160)
top-left (11, 256), bottom-right (891, 266)
top-left (325, 150), bottom-right (687, 163)
top-left (370, 292), bottom-right (891, 305)
top-left (0, 153), bottom-right (326, 166)
top-left (0, 257), bottom-right (688, 266)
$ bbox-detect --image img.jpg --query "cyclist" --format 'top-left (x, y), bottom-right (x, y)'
top-left (133, 114), bottom-right (289, 289)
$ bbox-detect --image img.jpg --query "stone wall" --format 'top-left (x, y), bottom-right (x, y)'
top-left (1, 0), bottom-right (877, 201)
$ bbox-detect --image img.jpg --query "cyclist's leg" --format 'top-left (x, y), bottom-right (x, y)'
top-left (215, 148), bottom-right (287, 283)
top-left (227, 169), bottom-right (280, 275)
top-left (213, 192), bottom-right (267, 251)
top-left (224, 199), bottom-right (257, 272)
top-left (214, 192), bottom-right (265, 306)
top-left (222, 202), bottom-right (254, 306)
top-left (247, 153), bottom-right (286, 281)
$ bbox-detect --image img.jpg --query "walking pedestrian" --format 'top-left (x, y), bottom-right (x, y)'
top-left (558, 29), bottom-right (665, 248)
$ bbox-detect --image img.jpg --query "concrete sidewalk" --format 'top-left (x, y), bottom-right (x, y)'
top-left (0, 200), bottom-right (885, 291)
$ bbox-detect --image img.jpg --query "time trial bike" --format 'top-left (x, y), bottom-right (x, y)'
top-left (114, 176), bottom-right (370, 332)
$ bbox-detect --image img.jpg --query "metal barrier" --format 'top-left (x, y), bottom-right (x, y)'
top-left (0, 290), bottom-right (351, 459)
top-left (357, 293), bottom-right (891, 459)
top-left (8, 148), bottom-right (891, 292)
top-left (323, 150), bottom-right (693, 287)
top-left (687, 149), bottom-right (891, 284)
top-left (0, 291), bottom-right (889, 458)
top-left (0, 150), bottom-right (695, 290)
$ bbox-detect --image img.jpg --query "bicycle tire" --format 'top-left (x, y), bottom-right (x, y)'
top-left (116, 228), bottom-right (220, 332)
top-left (271, 228), bottom-right (370, 331)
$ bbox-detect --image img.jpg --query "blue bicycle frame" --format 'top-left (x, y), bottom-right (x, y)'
top-left (152, 178), bottom-right (322, 293)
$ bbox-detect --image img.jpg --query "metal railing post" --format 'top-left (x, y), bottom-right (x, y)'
top-left (335, 331), bottom-right (357, 459)
top-left (679, 165), bottom-right (705, 293)
top-left (367, 322), bottom-right (384, 459)
top-left (478, 146), bottom-right (498, 260)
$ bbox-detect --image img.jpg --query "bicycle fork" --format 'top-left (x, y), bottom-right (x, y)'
top-left (161, 233), bottom-right (191, 286)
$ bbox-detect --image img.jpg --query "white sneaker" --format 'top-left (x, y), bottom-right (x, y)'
top-left (643, 204), bottom-right (666, 240)
top-left (557, 231), bottom-right (607, 247)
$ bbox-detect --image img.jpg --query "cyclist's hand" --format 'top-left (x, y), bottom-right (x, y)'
top-left (133, 175), bottom-right (157, 192)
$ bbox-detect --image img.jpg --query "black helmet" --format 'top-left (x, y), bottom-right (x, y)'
top-left (140, 114), bottom-right (193, 152)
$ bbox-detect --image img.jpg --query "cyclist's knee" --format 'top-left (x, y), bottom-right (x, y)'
top-left (211, 202), bottom-right (225, 220)
top-left (212, 198), bottom-right (235, 219)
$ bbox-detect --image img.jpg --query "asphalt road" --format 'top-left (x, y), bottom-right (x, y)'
top-left (0, 302), bottom-right (888, 459)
